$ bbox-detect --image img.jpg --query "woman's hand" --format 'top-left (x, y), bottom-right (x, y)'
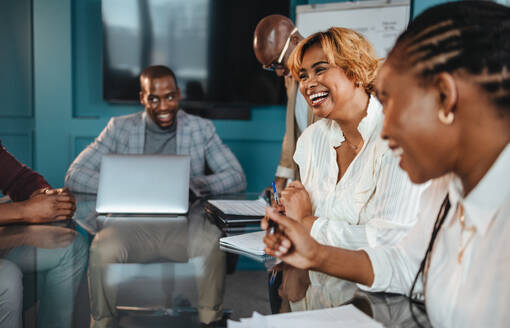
top-left (261, 203), bottom-right (285, 231)
top-left (263, 207), bottom-right (323, 270)
top-left (280, 181), bottom-right (313, 223)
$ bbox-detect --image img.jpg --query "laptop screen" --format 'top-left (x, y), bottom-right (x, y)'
top-left (96, 154), bottom-right (190, 214)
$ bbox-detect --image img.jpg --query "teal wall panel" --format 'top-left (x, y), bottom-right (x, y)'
top-left (0, 0), bottom-right (34, 173)
top-left (0, 132), bottom-right (33, 167)
top-left (0, 118), bottom-right (34, 167)
top-left (33, 0), bottom-right (74, 187)
top-left (225, 140), bottom-right (282, 193)
top-left (0, 0), bottom-right (33, 118)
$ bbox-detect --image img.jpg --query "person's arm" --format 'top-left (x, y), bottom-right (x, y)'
top-left (263, 207), bottom-right (375, 286)
top-left (64, 118), bottom-right (117, 193)
top-left (0, 140), bottom-right (50, 201)
top-left (0, 189), bottom-right (76, 225)
top-left (275, 77), bottom-right (299, 185)
top-left (263, 176), bottom-right (450, 294)
top-left (190, 121), bottom-right (246, 195)
top-left (275, 132), bottom-right (295, 184)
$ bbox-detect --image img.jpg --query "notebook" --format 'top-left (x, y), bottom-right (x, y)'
top-left (95, 154), bottom-right (190, 215)
top-left (220, 231), bottom-right (278, 267)
top-left (206, 199), bottom-right (266, 226)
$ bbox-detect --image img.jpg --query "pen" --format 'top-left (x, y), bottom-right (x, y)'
top-left (269, 269), bottom-right (278, 286)
top-left (263, 189), bottom-right (278, 235)
top-left (272, 181), bottom-right (281, 205)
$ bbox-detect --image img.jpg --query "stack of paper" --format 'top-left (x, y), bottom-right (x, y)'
top-left (227, 305), bottom-right (383, 328)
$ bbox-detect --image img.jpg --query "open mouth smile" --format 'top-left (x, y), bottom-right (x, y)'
top-left (308, 91), bottom-right (329, 106)
top-left (157, 112), bottom-right (173, 123)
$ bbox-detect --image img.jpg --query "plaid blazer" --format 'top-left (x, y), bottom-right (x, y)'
top-left (65, 110), bottom-right (246, 195)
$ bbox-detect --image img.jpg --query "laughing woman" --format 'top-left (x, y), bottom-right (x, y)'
top-left (275, 27), bottom-right (426, 291)
top-left (264, 1), bottom-right (510, 326)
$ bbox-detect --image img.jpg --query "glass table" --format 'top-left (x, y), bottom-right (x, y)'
top-left (0, 193), bottom-right (433, 327)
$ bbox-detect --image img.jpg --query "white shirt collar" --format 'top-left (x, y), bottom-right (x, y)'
top-left (329, 96), bottom-right (382, 148)
top-left (448, 143), bottom-right (510, 235)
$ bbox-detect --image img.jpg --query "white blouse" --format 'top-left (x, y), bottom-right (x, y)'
top-left (293, 97), bottom-right (425, 286)
top-left (362, 144), bottom-right (510, 327)
top-left (294, 97), bottom-right (424, 247)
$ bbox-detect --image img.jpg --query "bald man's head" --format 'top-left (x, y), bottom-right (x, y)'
top-left (253, 15), bottom-right (303, 77)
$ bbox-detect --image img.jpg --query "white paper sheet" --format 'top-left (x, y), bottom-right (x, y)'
top-left (227, 305), bottom-right (383, 328)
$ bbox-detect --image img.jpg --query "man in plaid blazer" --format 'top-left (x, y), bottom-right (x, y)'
top-left (65, 68), bottom-right (246, 196)
top-left (66, 65), bottom-right (245, 327)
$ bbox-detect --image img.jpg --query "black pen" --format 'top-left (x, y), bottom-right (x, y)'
top-left (264, 187), bottom-right (278, 235)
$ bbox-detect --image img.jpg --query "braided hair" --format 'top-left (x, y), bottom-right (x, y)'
top-left (388, 1), bottom-right (510, 112)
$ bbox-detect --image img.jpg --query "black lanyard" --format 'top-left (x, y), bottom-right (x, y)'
top-left (409, 195), bottom-right (451, 327)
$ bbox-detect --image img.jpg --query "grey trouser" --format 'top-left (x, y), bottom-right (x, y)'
top-left (88, 213), bottom-right (226, 328)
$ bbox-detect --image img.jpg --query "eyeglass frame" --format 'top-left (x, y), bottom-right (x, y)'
top-left (262, 27), bottom-right (299, 72)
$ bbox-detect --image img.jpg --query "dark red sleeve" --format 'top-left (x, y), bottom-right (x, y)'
top-left (0, 139), bottom-right (51, 201)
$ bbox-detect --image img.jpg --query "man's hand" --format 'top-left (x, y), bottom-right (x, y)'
top-left (280, 181), bottom-right (313, 224)
top-left (21, 188), bottom-right (76, 223)
top-left (263, 207), bottom-right (323, 270)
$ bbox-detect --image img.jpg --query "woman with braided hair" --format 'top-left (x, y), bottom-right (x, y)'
top-left (263, 1), bottom-right (510, 326)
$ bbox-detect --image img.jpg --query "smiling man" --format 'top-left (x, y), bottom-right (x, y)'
top-left (65, 65), bottom-right (246, 196)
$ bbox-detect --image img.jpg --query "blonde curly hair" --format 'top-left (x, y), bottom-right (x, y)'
top-left (288, 27), bottom-right (381, 93)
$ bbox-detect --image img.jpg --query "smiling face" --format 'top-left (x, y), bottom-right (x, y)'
top-left (377, 62), bottom-right (459, 184)
top-left (297, 44), bottom-right (360, 120)
top-left (140, 75), bottom-right (181, 128)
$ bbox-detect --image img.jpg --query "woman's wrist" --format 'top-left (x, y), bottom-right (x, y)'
top-left (302, 215), bottom-right (318, 233)
top-left (310, 242), bottom-right (327, 271)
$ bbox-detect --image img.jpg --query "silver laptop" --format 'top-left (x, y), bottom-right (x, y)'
top-left (96, 154), bottom-right (190, 215)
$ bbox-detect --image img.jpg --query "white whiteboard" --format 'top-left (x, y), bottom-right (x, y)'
top-left (296, 0), bottom-right (410, 58)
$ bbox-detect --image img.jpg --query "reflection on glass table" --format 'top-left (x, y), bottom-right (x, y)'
top-left (0, 222), bottom-right (87, 328)
top-left (72, 193), bottom-right (228, 327)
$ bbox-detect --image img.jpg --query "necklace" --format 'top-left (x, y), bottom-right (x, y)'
top-left (457, 204), bottom-right (477, 263)
top-left (344, 138), bottom-right (363, 152)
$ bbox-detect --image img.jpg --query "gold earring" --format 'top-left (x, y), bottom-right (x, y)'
top-left (355, 81), bottom-right (363, 88)
top-left (438, 109), bottom-right (454, 125)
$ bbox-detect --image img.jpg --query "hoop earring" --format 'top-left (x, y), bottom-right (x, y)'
top-left (438, 109), bottom-right (454, 125)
